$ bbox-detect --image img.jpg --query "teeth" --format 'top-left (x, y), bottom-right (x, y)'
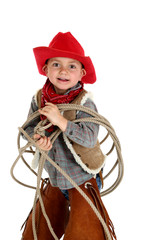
top-left (58, 78), bottom-right (68, 81)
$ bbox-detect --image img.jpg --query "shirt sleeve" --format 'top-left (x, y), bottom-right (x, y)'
top-left (23, 95), bottom-right (40, 138)
top-left (64, 99), bottom-right (99, 148)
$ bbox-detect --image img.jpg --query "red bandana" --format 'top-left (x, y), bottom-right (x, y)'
top-left (40, 79), bottom-right (84, 132)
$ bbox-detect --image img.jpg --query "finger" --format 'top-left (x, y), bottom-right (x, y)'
top-left (39, 108), bottom-right (48, 113)
top-left (39, 136), bottom-right (48, 148)
top-left (38, 109), bottom-right (44, 115)
top-left (45, 138), bottom-right (52, 150)
top-left (45, 102), bottom-right (55, 107)
top-left (38, 108), bottom-right (49, 118)
top-left (33, 134), bottom-right (41, 140)
top-left (46, 144), bottom-right (52, 151)
top-left (39, 106), bottom-right (53, 114)
top-left (36, 137), bottom-right (52, 151)
top-left (48, 144), bottom-right (52, 150)
top-left (45, 103), bottom-right (58, 111)
top-left (36, 137), bottom-right (44, 145)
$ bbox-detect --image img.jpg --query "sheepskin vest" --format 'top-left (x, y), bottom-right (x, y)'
top-left (36, 89), bottom-right (105, 175)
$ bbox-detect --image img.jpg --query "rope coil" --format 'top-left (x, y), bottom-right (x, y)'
top-left (11, 103), bottom-right (124, 240)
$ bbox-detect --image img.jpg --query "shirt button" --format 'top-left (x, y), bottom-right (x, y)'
top-left (69, 130), bottom-right (73, 135)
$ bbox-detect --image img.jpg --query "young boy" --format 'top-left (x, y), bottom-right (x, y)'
top-left (23, 32), bottom-right (116, 240)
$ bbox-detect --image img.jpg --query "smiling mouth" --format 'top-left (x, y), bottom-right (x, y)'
top-left (57, 77), bottom-right (69, 82)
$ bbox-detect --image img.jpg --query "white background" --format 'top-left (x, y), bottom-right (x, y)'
top-left (1, 0), bottom-right (160, 239)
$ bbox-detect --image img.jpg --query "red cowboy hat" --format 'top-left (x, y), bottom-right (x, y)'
top-left (33, 32), bottom-right (96, 84)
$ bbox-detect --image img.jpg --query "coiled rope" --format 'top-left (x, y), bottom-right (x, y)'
top-left (11, 104), bottom-right (124, 240)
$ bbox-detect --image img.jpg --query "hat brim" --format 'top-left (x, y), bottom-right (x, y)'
top-left (33, 47), bottom-right (96, 84)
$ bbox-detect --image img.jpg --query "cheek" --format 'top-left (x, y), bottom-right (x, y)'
top-left (78, 72), bottom-right (84, 80)
top-left (47, 69), bottom-right (56, 77)
top-left (72, 73), bottom-right (82, 81)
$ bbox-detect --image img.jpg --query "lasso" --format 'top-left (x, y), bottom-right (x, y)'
top-left (11, 104), bottom-right (124, 240)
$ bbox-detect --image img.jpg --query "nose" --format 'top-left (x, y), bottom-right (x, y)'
top-left (59, 66), bottom-right (68, 74)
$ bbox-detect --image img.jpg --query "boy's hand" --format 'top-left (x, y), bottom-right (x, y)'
top-left (33, 134), bottom-right (52, 151)
top-left (39, 102), bottom-right (68, 132)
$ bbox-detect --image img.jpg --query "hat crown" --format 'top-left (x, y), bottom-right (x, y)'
top-left (48, 32), bottom-right (85, 56)
top-left (33, 32), bottom-right (96, 83)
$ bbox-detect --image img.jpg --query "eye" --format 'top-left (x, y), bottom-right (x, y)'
top-left (69, 64), bottom-right (76, 69)
top-left (53, 62), bottom-right (60, 67)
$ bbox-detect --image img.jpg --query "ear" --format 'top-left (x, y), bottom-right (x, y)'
top-left (81, 68), bottom-right (86, 77)
top-left (42, 65), bottom-right (48, 76)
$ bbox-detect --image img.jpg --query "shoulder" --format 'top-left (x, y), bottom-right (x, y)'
top-left (80, 91), bottom-right (94, 105)
top-left (76, 91), bottom-right (98, 118)
top-left (29, 89), bottom-right (41, 113)
top-left (80, 91), bottom-right (97, 112)
top-left (34, 89), bottom-right (42, 108)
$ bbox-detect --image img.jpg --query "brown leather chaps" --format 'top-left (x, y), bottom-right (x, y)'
top-left (21, 180), bottom-right (69, 240)
top-left (21, 178), bottom-right (116, 240)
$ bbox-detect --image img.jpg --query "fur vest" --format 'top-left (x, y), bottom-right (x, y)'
top-left (36, 89), bottom-right (105, 175)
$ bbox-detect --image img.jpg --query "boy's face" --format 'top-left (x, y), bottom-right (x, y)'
top-left (43, 57), bottom-right (86, 94)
